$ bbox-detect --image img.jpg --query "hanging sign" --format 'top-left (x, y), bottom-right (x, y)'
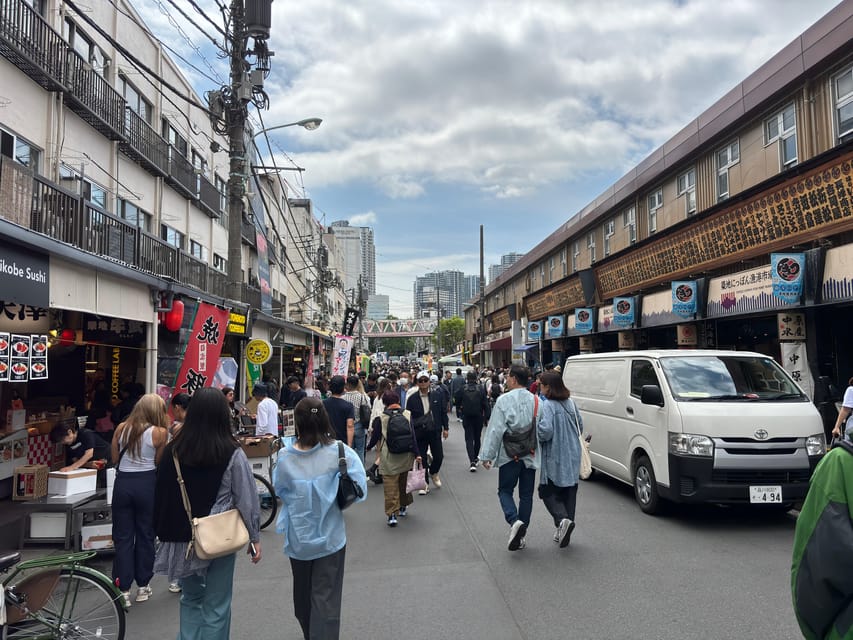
top-left (172, 303), bottom-right (229, 397)
top-left (671, 281), bottom-right (698, 319)
top-left (546, 315), bottom-right (564, 339)
top-left (332, 334), bottom-right (353, 376)
top-left (613, 297), bottom-right (635, 329)
top-left (575, 308), bottom-right (594, 334)
top-left (226, 310), bottom-right (249, 336)
top-left (778, 312), bottom-right (806, 341)
top-left (342, 307), bottom-right (360, 337)
top-left (781, 342), bottom-right (814, 400)
top-left (0, 244), bottom-right (49, 307)
top-left (246, 339), bottom-right (272, 365)
top-left (771, 253), bottom-right (805, 304)
top-left (527, 320), bottom-right (542, 341)
top-left (0, 333), bottom-right (48, 382)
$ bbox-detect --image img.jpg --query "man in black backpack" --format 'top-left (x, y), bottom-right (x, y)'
top-left (455, 371), bottom-right (490, 472)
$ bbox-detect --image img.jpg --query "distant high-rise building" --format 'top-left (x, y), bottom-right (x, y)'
top-left (463, 275), bottom-right (480, 304)
top-left (329, 221), bottom-right (376, 296)
top-left (488, 252), bottom-right (524, 284)
top-left (413, 270), bottom-right (474, 319)
top-left (366, 294), bottom-right (390, 320)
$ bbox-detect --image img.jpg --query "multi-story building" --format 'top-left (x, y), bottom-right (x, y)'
top-left (488, 252), bottom-right (524, 284)
top-left (414, 270), bottom-right (470, 318)
top-left (329, 220), bottom-right (376, 296)
top-left (463, 275), bottom-right (480, 305)
top-left (366, 294), bottom-right (390, 320)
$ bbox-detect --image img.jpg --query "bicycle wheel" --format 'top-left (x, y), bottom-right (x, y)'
top-left (3, 568), bottom-right (125, 640)
top-left (254, 473), bottom-right (278, 530)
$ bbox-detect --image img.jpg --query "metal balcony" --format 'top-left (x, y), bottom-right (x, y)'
top-left (139, 231), bottom-right (178, 280)
top-left (197, 174), bottom-right (220, 218)
top-left (0, 0), bottom-right (65, 91)
top-left (164, 147), bottom-right (197, 200)
top-left (241, 219), bottom-right (257, 247)
top-left (63, 49), bottom-right (126, 141)
top-left (208, 268), bottom-right (228, 298)
top-left (178, 250), bottom-right (208, 292)
top-left (119, 108), bottom-right (169, 177)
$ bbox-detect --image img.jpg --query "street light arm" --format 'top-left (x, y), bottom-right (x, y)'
top-left (252, 118), bottom-right (322, 139)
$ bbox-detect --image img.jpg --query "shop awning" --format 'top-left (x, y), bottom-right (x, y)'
top-left (470, 351), bottom-right (481, 357)
top-left (485, 336), bottom-right (511, 351)
top-left (513, 344), bottom-right (538, 352)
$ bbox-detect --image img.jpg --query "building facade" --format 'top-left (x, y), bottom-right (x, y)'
top-left (488, 252), bottom-right (524, 284)
top-left (366, 294), bottom-right (390, 320)
top-left (329, 220), bottom-right (376, 296)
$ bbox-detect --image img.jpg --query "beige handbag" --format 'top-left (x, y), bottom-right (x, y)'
top-left (173, 451), bottom-right (249, 560)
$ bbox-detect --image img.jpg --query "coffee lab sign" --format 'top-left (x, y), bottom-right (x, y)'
top-left (1, 244), bottom-right (49, 308)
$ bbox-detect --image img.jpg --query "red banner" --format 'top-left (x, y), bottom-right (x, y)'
top-left (172, 303), bottom-right (230, 398)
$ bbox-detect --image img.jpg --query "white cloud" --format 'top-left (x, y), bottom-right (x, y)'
top-left (348, 211), bottom-right (378, 226)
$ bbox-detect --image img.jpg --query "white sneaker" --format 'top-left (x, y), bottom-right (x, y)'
top-left (553, 529), bottom-right (560, 544)
top-left (557, 518), bottom-right (575, 548)
top-left (418, 486), bottom-right (430, 496)
top-left (168, 581), bottom-right (182, 593)
top-left (518, 537), bottom-right (527, 550)
top-left (121, 591), bottom-right (131, 608)
top-left (508, 520), bottom-right (526, 551)
top-left (432, 473), bottom-right (442, 488)
top-left (135, 585), bottom-right (152, 602)
top-left (469, 463), bottom-right (477, 472)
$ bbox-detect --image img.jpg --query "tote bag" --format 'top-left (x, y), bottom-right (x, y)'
top-left (406, 458), bottom-right (427, 493)
top-left (567, 400), bottom-right (592, 480)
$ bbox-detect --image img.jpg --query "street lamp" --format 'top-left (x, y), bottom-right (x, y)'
top-left (252, 117), bottom-right (323, 139)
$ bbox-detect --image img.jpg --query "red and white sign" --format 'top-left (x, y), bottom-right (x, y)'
top-left (172, 303), bottom-right (230, 399)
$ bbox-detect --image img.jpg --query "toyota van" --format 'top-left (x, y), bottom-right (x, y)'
top-left (562, 350), bottom-right (825, 514)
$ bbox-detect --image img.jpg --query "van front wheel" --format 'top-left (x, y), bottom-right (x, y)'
top-left (633, 455), bottom-right (661, 515)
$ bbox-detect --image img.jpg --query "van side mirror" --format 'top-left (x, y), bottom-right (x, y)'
top-left (640, 385), bottom-right (664, 407)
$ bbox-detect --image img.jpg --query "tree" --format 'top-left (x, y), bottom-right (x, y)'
top-left (434, 317), bottom-right (465, 354)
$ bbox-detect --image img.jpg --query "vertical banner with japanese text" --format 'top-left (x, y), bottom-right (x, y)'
top-left (172, 303), bottom-right (230, 398)
top-left (771, 253), bottom-right (805, 304)
top-left (332, 334), bottom-right (353, 376)
top-left (781, 342), bottom-right (814, 400)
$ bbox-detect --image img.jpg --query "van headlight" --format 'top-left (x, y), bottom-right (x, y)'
top-left (806, 434), bottom-right (826, 456)
top-left (669, 433), bottom-right (714, 457)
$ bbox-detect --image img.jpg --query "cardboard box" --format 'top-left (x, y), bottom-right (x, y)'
top-left (240, 437), bottom-right (274, 459)
top-left (81, 523), bottom-right (114, 550)
top-left (30, 512), bottom-right (67, 538)
top-left (48, 469), bottom-right (97, 496)
top-left (13, 464), bottom-right (48, 501)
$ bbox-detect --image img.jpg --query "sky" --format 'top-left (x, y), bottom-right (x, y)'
top-left (136, 0), bottom-right (843, 317)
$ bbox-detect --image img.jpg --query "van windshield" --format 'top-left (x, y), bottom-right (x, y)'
top-left (659, 355), bottom-right (808, 402)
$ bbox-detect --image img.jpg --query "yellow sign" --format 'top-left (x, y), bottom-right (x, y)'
top-left (227, 311), bottom-right (248, 335)
top-left (246, 339), bottom-right (272, 365)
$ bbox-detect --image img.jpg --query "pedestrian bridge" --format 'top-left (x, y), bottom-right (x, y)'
top-left (361, 318), bottom-right (437, 337)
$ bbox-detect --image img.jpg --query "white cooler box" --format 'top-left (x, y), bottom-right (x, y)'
top-left (30, 512), bottom-right (67, 538)
top-left (81, 523), bottom-right (114, 550)
top-left (48, 469), bottom-right (97, 496)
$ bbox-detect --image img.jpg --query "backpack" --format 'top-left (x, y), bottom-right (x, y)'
top-left (502, 396), bottom-right (539, 460)
top-left (462, 384), bottom-right (483, 417)
top-left (490, 383), bottom-right (502, 401)
top-left (384, 408), bottom-right (414, 454)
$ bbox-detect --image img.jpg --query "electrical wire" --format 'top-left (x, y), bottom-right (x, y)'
top-left (161, 0), bottom-right (225, 46)
top-left (183, 0), bottom-right (227, 38)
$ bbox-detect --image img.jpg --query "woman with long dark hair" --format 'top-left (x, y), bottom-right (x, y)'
top-left (536, 371), bottom-right (583, 549)
top-left (273, 397), bottom-right (366, 640)
top-left (153, 387), bottom-right (261, 640)
top-left (110, 393), bottom-right (169, 607)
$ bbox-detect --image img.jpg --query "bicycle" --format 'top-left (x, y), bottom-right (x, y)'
top-left (236, 431), bottom-right (283, 531)
top-left (1, 550), bottom-right (126, 640)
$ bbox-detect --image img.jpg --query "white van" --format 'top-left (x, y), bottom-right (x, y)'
top-left (562, 350), bottom-right (825, 514)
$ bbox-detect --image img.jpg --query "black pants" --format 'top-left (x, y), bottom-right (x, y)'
top-left (538, 480), bottom-right (578, 527)
top-left (289, 546), bottom-right (346, 640)
top-left (416, 429), bottom-right (444, 484)
top-left (461, 415), bottom-right (484, 463)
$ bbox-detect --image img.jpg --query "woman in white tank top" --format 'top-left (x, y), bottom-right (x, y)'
top-left (110, 393), bottom-right (168, 607)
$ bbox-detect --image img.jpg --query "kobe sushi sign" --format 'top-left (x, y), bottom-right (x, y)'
top-left (0, 244), bottom-right (49, 308)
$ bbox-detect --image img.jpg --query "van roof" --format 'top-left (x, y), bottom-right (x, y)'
top-left (565, 349), bottom-right (769, 361)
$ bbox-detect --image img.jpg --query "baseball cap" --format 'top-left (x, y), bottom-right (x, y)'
top-left (417, 371), bottom-right (430, 382)
top-left (430, 374), bottom-right (439, 383)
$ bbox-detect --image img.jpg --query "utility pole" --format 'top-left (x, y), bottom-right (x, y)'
top-left (357, 273), bottom-right (365, 354)
top-left (226, 0), bottom-right (248, 302)
top-left (479, 224), bottom-right (485, 357)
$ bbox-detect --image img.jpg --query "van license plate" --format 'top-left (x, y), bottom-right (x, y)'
top-left (749, 486), bottom-right (782, 503)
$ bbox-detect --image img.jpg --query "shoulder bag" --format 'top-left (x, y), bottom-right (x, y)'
top-left (565, 400), bottom-right (592, 480)
top-left (503, 396), bottom-right (539, 460)
top-left (358, 397), bottom-right (372, 426)
top-left (336, 442), bottom-right (364, 510)
top-left (173, 451), bottom-right (249, 560)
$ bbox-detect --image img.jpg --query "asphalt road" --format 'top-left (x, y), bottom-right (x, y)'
top-left (121, 420), bottom-right (802, 640)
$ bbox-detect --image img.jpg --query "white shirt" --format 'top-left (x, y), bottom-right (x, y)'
top-left (255, 397), bottom-right (279, 436)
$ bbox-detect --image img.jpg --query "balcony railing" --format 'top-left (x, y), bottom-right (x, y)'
top-left (165, 147), bottom-right (197, 200)
top-left (63, 49), bottom-right (125, 141)
top-left (178, 250), bottom-right (209, 291)
top-left (241, 219), bottom-right (257, 247)
top-left (120, 108), bottom-right (169, 177)
top-left (208, 269), bottom-right (228, 298)
top-left (197, 174), bottom-right (220, 218)
top-left (139, 231), bottom-right (178, 280)
top-left (82, 201), bottom-right (137, 266)
top-left (241, 283), bottom-right (262, 309)
top-left (0, 0), bottom-right (65, 90)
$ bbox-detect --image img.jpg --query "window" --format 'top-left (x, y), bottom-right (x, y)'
top-left (765, 104), bottom-right (797, 168)
top-left (677, 168), bottom-right (696, 216)
top-left (647, 188), bottom-right (662, 234)
top-left (539, 263), bottom-right (545, 286)
top-left (162, 121), bottom-right (188, 158)
top-left (560, 248), bottom-right (567, 277)
top-left (834, 65), bottom-right (853, 143)
top-left (118, 73), bottom-right (152, 124)
top-left (716, 139), bottom-right (739, 201)
top-left (549, 256), bottom-right (555, 283)
top-left (60, 166), bottom-right (107, 210)
top-left (572, 240), bottom-right (579, 272)
top-left (160, 224), bottom-right (185, 250)
top-left (630, 360), bottom-right (659, 398)
top-left (622, 206), bottom-right (636, 244)
top-left (64, 20), bottom-right (109, 77)
top-left (587, 232), bottom-right (596, 263)
top-left (189, 239), bottom-right (208, 262)
top-left (215, 175), bottom-right (228, 227)
top-left (603, 219), bottom-right (614, 257)
top-left (1, 129), bottom-right (40, 172)
top-left (118, 198), bottom-right (151, 232)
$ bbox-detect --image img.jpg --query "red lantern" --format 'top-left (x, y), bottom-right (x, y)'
top-left (59, 329), bottom-right (75, 347)
top-left (164, 299), bottom-right (184, 332)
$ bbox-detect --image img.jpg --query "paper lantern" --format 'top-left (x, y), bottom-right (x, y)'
top-left (59, 329), bottom-right (75, 347)
top-left (164, 299), bottom-right (184, 332)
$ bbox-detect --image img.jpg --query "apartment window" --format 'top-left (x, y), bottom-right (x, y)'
top-left (549, 256), bottom-right (555, 283)
top-left (162, 121), bottom-right (188, 158)
top-left (118, 198), bottom-right (151, 232)
top-left (622, 206), bottom-right (636, 244)
top-left (603, 219), bottom-right (614, 257)
top-left (765, 104), bottom-right (797, 168)
top-left (572, 240), bottom-right (579, 272)
top-left (118, 73), bottom-right (152, 124)
top-left (160, 224), bottom-right (185, 250)
top-left (716, 139), bottom-right (740, 201)
top-left (560, 248), bottom-right (567, 277)
top-left (834, 65), bottom-right (853, 143)
top-left (677, 168), bottom-right (697, 216)
top-left (1, 129), bottom-right (40, 172)
top-left (539, 263), bottom-right (545, 286)
top-left (64, 20), bottom-right (109, 77)
top-left (189, 239), bottom-right (208, 262)
top-left (587, 232), bottom-right (596, 263)
top-left (530, 268), bottom-right (537, 290)
top-left (215, 175), bottom-right (228, 227)
top-left (647, 189), bottom-right (662, 234)
top-left (60, 166), bottom-right (107, 210)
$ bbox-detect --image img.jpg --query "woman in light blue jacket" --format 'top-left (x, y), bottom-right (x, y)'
top-left (273, 396), bottom-right (367, 640)
top-left (536, 371), bottom-right (583, 549)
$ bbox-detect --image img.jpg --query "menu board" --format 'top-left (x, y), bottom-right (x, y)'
top-left (0, 333), bottom-right (48, 382)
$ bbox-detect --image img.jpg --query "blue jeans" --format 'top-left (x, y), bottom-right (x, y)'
top-left (178, 553), bottom-right (236, 640)
top-left (352, 423), bottom-right (366, 466)
top-left (497, 460), bottom-right (536, 526)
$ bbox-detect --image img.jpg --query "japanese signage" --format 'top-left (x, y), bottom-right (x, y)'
top-left (342, 307), bottom-right (360, 337)
top-left (781, 342), bottom-right (814, 400)
top-left (778, 312), bottom-right (806, 341)
top-left (671, 281), bottom-right (698, 319)
top-left (172, 303), bottom-right (229, 397)
top-left (596, 152), bottom-right (853, 298)
top-left (770, 253), bottom-right (805, 303)
top-left (677, 324), bottom-right (698, 346)
top-left (0, 302), bottom-right (50, 333)
top-left (0, 333), bottom-right (48, 382)
top-left (332, 334), bottom-right (353, 376)
top-left (226, 310), bottom-right (249, 336)
top-left (598, 305), bottom-right (616, 332)
top-left (527, 320), bottom-right (542, 341)
top-left (488, 307), bottom-right (513, 332)
top-left (707, 265), bottom-right (794, 318)
top-left (246, 339), bottom-right (272, 365)
top-left (640, 290), bottom-right (681, 328)
top-left (575, 308), bottom-right (594, 334)
top-left (84, 317), bottom-right (145, 345)
top-left (822, 244), bottom-right (853, 301)
top-left (612, 297), bottom-right (635, 329)
top-left (525, 277), bottom-right (586, 318)
top-left (0, 244), bottom-right (49, 307)
top-left (546, 315), bottom-right (564, 339)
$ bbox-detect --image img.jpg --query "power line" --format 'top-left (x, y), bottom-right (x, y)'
top-left (162, 0), bottom-right (226, 46)
top-left (183, 0), bottom-right (227, 38)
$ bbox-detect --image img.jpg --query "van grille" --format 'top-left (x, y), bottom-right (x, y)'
top-left (711, 469), bottom-right (810, 484)
top-left (720, 447), bottom-right (797, 455)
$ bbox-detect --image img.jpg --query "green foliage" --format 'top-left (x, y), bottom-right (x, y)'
top-left (434, 317), bottom-right (465, 354)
